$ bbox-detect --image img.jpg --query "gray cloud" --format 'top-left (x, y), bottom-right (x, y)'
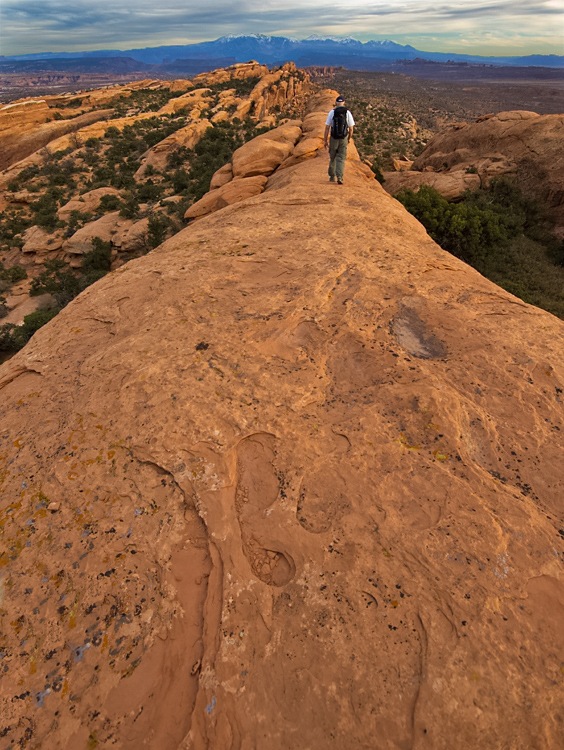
top-left (1, 0), bottom-right (561, 56)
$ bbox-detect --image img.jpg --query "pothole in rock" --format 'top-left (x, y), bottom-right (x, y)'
top-left (391, 306), bottom-right (448, 360)
top-left (247, 544), bottom-right (296, 587)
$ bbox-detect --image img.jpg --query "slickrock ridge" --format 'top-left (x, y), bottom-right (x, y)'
top-left (1, 92), bottom-right (564, 750)
top-left (0, 62), bottom-right (309, 177)
top-left (382, 110), bottom-right (564, 233)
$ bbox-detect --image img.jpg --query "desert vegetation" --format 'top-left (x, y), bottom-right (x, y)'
top-left (396, 178), bottom-right (564, 318)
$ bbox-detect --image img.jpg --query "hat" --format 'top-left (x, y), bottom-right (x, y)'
top-left (335, 96), bottom-right (345, 103)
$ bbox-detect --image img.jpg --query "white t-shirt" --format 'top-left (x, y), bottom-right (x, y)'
top-left (325, 108), bottom-right (355, 127)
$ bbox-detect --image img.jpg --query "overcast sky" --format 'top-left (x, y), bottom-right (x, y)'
top-left (1, 0), bottom-right (563, 57)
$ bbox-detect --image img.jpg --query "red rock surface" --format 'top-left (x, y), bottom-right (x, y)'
top-left (1, 92), bottom-right (564, 750)
top-left (0, 104), bottom-right (114, 172)
top-left (184, 175), bottom-right (268, 220)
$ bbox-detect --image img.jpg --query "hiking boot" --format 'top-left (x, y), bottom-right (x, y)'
top-left (329, 176), bottom-right (336, 183)
top-left (337, 178), bottom-right (344, 185)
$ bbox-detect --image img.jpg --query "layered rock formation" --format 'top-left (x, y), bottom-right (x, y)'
top-left (1, 91), bottom-right (564, 750)
top-left (383, 110), bottom-right (564, 232)
top-left (0, 63), bottom-right (309, 177)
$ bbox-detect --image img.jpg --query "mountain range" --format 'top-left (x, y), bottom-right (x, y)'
top-left (2, 34), bottom-right (563, 69)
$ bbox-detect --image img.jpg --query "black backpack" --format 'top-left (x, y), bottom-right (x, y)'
top-left (331, 106), bottom-right (348, 139)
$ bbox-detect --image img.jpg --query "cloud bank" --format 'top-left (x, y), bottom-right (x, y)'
top-left (1, 0), bottom-right (563, 56)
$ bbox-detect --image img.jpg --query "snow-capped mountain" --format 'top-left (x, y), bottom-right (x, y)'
top-left (2, 34), bottom-right (562, 68)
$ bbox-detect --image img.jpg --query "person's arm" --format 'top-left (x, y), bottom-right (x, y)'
top-left (323, 124), bottom-right (330, 149)
top-left (348, 126), bottom-right (354, 143)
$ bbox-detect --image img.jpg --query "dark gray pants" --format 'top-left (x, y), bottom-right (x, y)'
top-left (328, 137), bottom-right (348, 180)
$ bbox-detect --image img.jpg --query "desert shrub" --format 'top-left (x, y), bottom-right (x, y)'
top-left (30, 190), bottom-right (64, 231)
top-left (0, 307), bottom-right (60, 352)
top-left (0, 296), bottom-right (8, 318)
top-left (211, 77), bottom-right (261, 98)
top-left (396, 184), bottom-right (509, 269)
top-left (397, 179), bottom-right (564, 319)
top-left (0, 263), bottom-right (27, 283)
top-left (104, 126), bottom-right (121, 139)
top-left (30, 259), bottom-right (81, 306)
top-left (147, 215), bottom-right (171, 248)
top-left (185, 122), bottom-right (244, 201)
top-left (30, 236), bottom-right (112, 311)
top-left (80, 237), bottom-right (112, 284)
top-left (0, 210), bottom-right (32, 247)
top-left (119, 195), bottom-right (140, 219)
top-left (170, 168), bottom-right (191, 194)
top-left (92, 165), bottom-right (115, 184)
top-left (371, 159), bottom-right (385, 184)
top-left (166, 146), bottom-right (191, 169)
top-left (66, 210), bottom-right (92, 235)
top-left (136, 180), bottom-right (163, 203)
top-left (99, 194), bottom-right (122, 212)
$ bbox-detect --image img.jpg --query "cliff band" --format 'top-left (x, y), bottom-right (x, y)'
top-left (1, 91), bottom-right (564, 749)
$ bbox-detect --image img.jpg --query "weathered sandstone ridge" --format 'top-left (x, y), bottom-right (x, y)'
top-left (1, 92), bottom-right (564, 750)
top-left (383, 110), bottom-right (564, 233)
top-left (0, 62), bottom-right (308, 176)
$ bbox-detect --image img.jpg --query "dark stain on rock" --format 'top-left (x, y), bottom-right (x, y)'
top-left (391, 306), bottom-right (448, 360)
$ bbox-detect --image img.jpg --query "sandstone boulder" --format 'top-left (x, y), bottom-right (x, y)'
top-left (230, 123), bottom-right (302, 180)
top-left (112, 217), bottom-right (150, 254)
top-left (57, 187), bottom-right (122, 221)
top-left (231, 138), bottom-right (294, 178)
top-left (209, 163), bottom-right (233, 190)
top-left (1, 292), bottom-right (54, 326)
top-left (233, 100), bottom-right (253, 120)
top-left (21, 226), bottom-right (64, 255)
top-left (157, 88), bottom-right (212, 116)
top-left (392, 157), bottom-right (414, 172)
top-left (0, 109), bottom-right (113, 172)
top-left (7, 190), bottom-right (39, 205)
top-left (211, 110), bottom-right (229, 124)
top-left (192, 62), bottom-right (269, 87)
top-left (63, 212), bottom-right (128, 260)
top-left (45, 111), bottom-right (159, 153)
top-left (184, 175), bottom-right (268, 219)
top-left (167, 80), bottom-right (194, 93)
top-left (382, 170), bottom-right (481, 201)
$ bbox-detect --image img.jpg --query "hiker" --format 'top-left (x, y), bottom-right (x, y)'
top-left (323, 95), bottom-right (355, 185)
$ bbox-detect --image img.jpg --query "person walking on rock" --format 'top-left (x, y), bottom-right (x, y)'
top-left (323, 95), bottom-right (355, 185)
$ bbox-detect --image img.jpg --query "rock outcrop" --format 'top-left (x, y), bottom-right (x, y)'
top-left (0, 106), bottom-right (114, 172)
top-left (57, 187), bottom-right (122, 221)
top-left (192, 61), bottom-right (269, 87)
top-left (383, 170), bottom-right (481, 201)
top-left (134, 119), bottom-right (212, 178)
top-left (1, 89), bottom-right (564, 750)
top-left (383, 110), bottom-right (564, 232)
top-left (21, 225), bottom-right (65, 257)
top-left (184, 175), bottom-right (268, 220)
top-left (61, 211), bottom-right (125, 260)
